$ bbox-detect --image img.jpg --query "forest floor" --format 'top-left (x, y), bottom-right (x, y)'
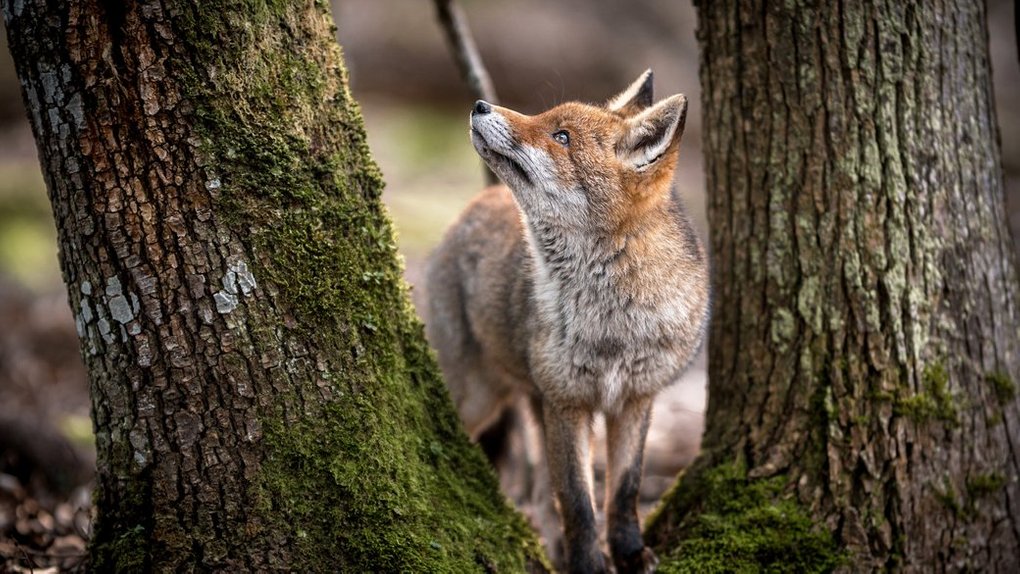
top-left (0, 278), bottom-right (92, 573)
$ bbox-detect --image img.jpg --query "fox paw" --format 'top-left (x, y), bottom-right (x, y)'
top-left (613, 546), bottom-right (659, 574)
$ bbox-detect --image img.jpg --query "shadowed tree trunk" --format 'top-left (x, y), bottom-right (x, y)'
top-left (2, 1), bottom-right (547, 571)
top-left (646, 1), bottom-right (1020, 571)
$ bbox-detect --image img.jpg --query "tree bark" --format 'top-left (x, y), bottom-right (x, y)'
top-left (646, 1), bottom-right (1020, 572)
top-left (2, 1), bottom-right (547, 571)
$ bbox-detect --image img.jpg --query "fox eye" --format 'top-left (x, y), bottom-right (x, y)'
top-left (552, 130), bottom-right (570, 146)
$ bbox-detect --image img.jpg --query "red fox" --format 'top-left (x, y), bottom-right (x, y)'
top-left (426, 70), bottom-right (710, 574)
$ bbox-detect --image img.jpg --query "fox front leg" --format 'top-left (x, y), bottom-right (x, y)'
top-left (605, 395), bottom-right (659, 574)
top-left (541, 403), bottom-right (607, 574)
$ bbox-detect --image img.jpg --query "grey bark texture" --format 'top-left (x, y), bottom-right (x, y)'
top-left (647, 1), bottom-right (1020, 572)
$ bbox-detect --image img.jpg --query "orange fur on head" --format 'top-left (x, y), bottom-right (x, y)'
top-left (484, 94), bottom-right (686, 237)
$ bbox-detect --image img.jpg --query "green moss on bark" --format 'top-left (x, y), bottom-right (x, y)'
top-left (93, 525), bottom-right (148, 573)
top-left (89, 437), bottom-right (156, 571)
top-left (929, 472), bottom-right (1006, 522)
top-left (646, 462), bottom-right (843, 574)
top-left (893, 362), bottom-right (959, 426)
top-left (257, 382), bottom-right (545, 572)
top-left (966, 473), bottom-right (1006, 499)
top-left (985, 372), bottom-right (1016, 404)
top-left (933, 478), bottom-right (963, 518)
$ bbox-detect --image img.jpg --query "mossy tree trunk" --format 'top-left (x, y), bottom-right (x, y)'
top-left (647, 1), bottom-right (1020, 571)
top-left (2, 1), bottom-right (547, 571)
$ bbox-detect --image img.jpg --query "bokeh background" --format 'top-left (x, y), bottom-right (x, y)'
top-left (1, 0), bottom-right (1017, 567)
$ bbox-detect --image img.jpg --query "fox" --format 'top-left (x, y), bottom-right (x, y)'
top-left (425, 70), bottom-right (710, 574)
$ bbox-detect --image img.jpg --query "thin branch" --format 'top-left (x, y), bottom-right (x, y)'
top-left (433, 0), bottom-right (500, 186)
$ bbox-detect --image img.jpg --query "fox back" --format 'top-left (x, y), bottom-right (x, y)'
top-left (425, 70), bottom-right (710, 573)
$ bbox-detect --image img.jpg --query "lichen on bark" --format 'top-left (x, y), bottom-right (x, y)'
top-left (648, 0), bottom-right (1020, 570)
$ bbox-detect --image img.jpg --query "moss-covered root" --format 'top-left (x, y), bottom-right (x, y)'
top-left (645, 461), bottom-right (843, 574)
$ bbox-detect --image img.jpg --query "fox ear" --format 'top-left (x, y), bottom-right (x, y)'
top-left (617, 94), bottom-right (688, 171)
top-left (606, 69), bottom-right (654, 116)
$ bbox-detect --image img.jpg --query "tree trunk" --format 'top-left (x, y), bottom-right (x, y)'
top-left (2, 1), bottom-right (547, 571)
top-left (646, 1), bottom-right (1020, 572)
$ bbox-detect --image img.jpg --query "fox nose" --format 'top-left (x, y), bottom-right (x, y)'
top-left (473, 100), bottom-right (491, 116)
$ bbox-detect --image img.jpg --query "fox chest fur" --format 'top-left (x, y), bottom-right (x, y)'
top-left (522, 200), bottom-right (706, 412)
top-left (431, 183), bottom-right (708, 416)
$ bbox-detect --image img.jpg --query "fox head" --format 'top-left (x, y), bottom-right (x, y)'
top-left (469, 70), bottom-right (687, 234)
